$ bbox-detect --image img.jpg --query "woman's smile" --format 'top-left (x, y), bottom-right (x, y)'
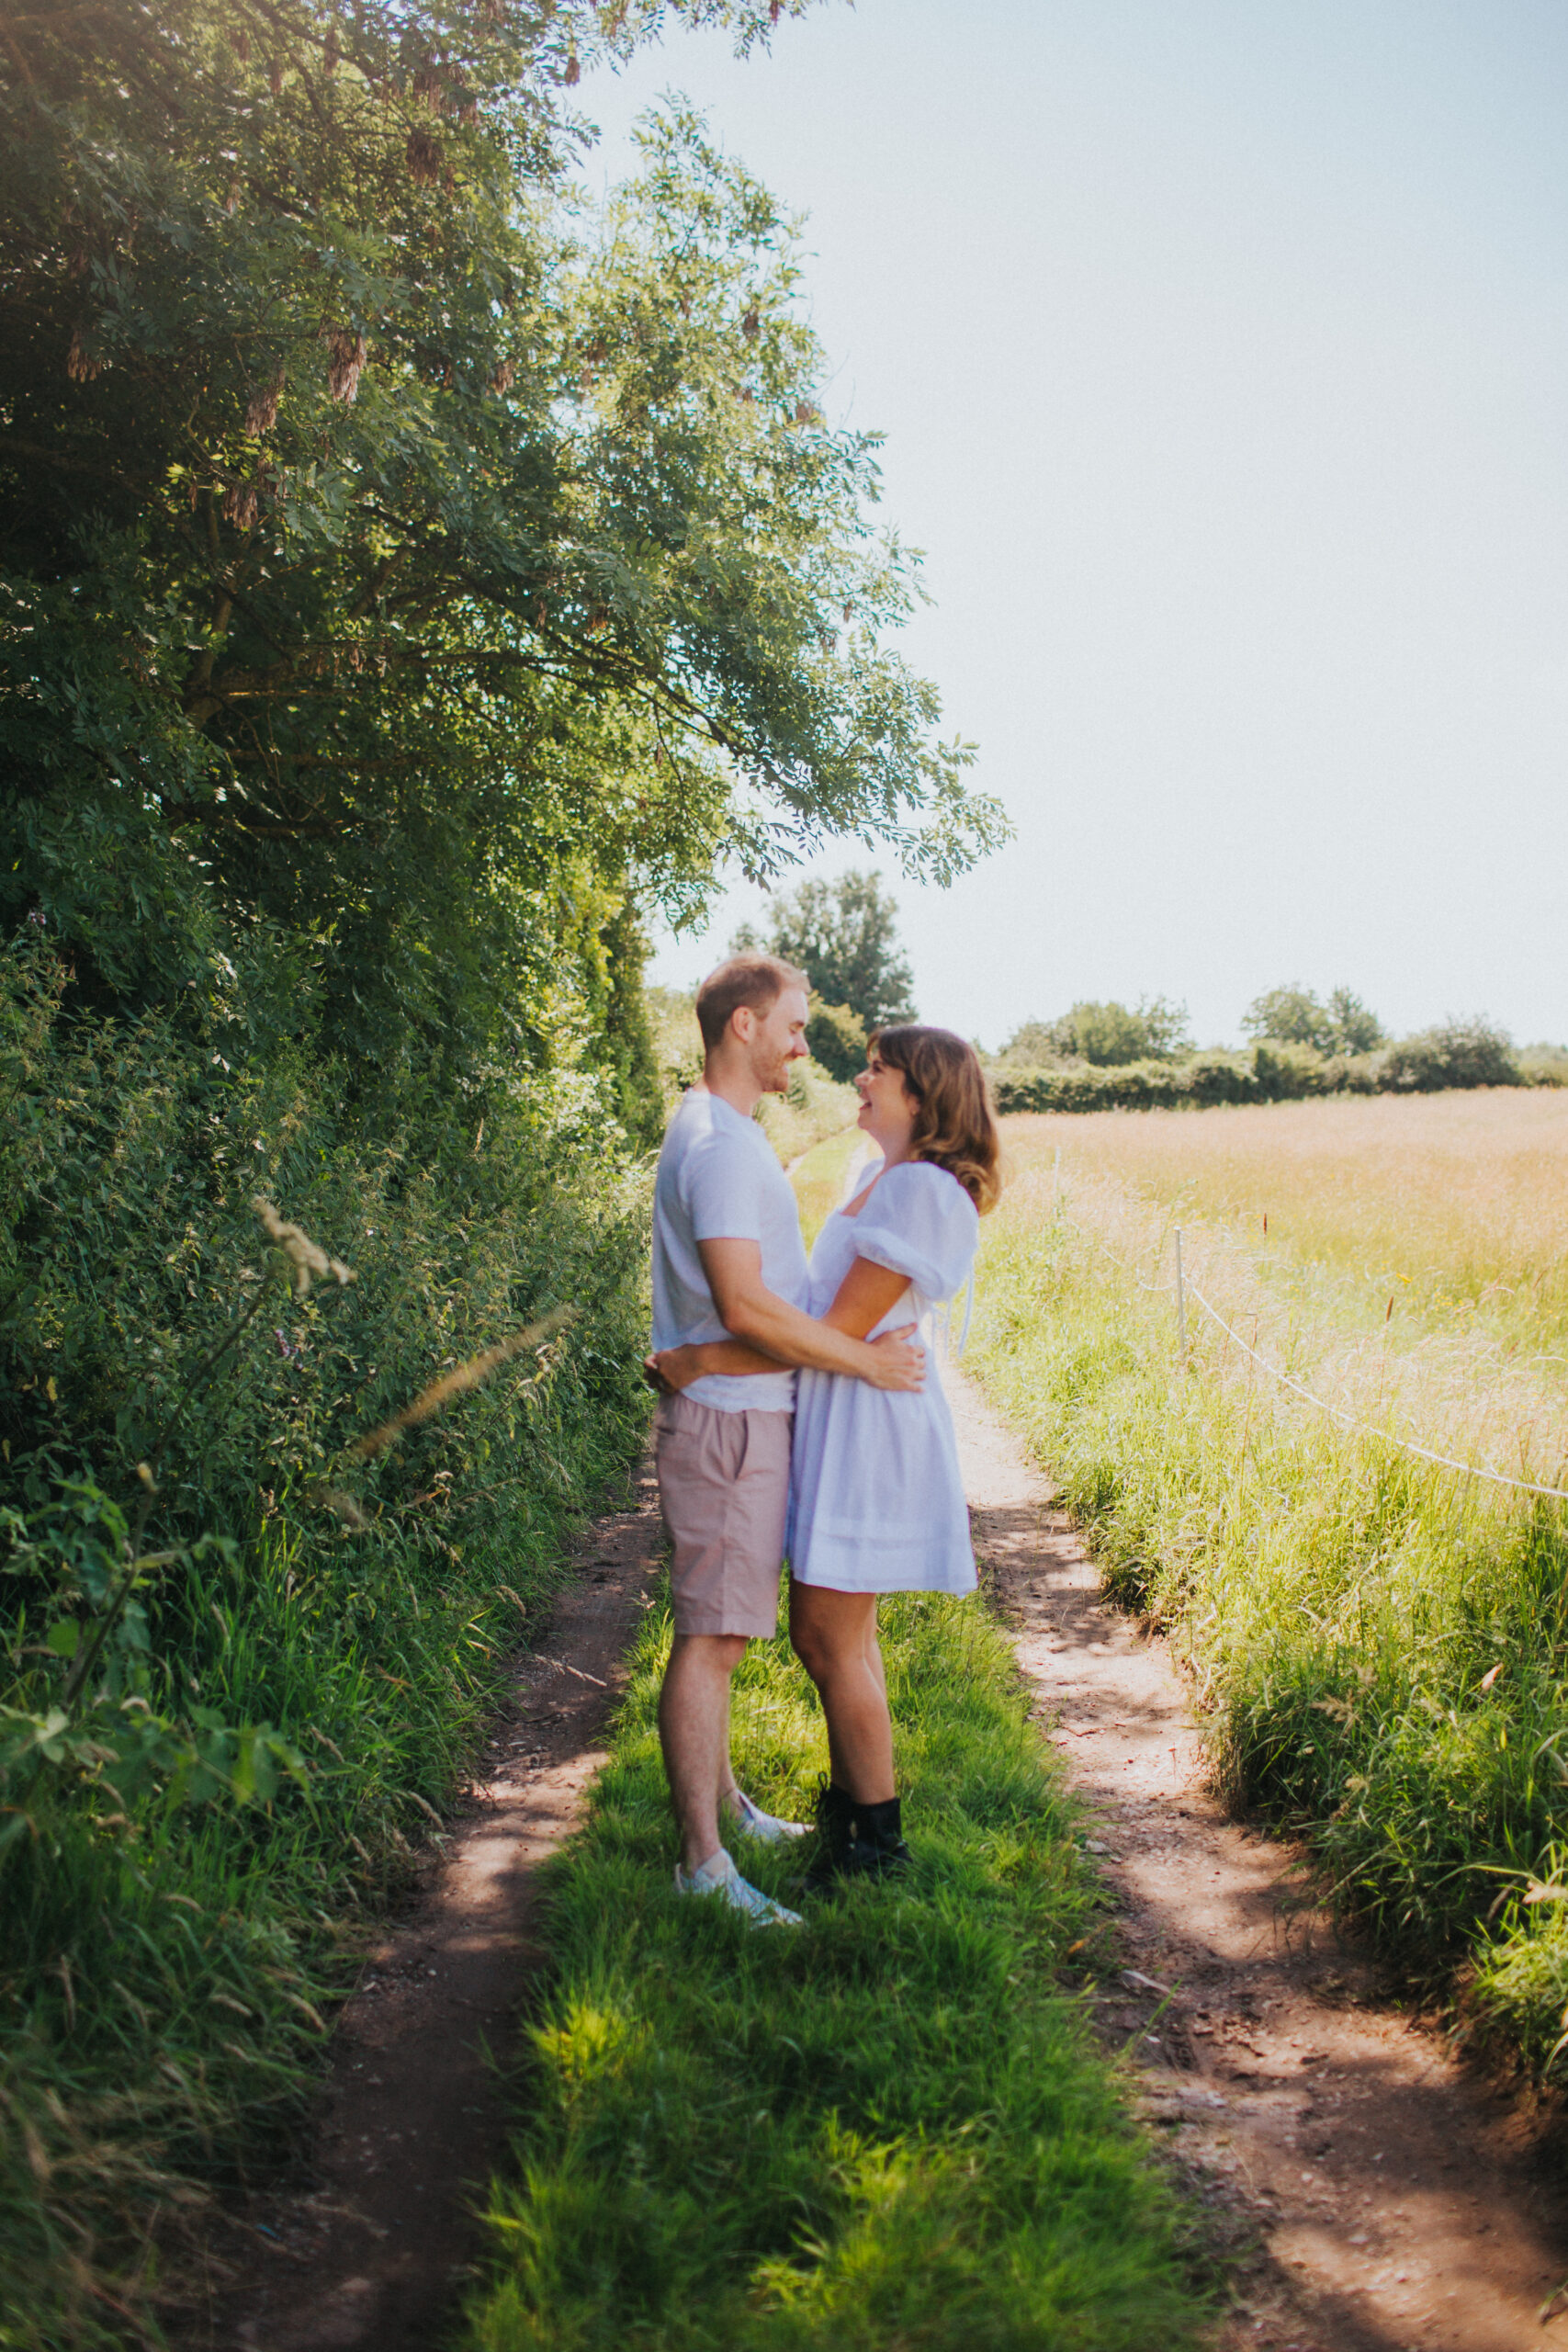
top-left (855, 1052), bottom-right (919, 1154)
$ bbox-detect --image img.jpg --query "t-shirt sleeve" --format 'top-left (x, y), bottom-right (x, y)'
top-left (684, 1127), bottom-right (770, 1244)
top-left (852, 1162), bottom-right (978, 1301)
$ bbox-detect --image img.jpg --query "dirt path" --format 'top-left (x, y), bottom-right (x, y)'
top-left (948, 1363), bottom-right (1568, 2352)
top-left (178, 1461), bottom-right (665, 2352)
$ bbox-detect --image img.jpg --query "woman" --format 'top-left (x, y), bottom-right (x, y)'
top-left (653, 1024), bottom-right (1001, 1885)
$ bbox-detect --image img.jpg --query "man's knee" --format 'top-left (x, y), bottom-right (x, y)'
top-left (670, 1631), bottom-right (748, 1678)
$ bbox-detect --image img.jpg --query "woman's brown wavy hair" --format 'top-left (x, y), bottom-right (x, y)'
top-left (869, 1024), bottom-right (1002, 1214)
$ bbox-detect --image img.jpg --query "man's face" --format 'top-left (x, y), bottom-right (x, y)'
top-left (744, 986), bottom-right (811, 1095)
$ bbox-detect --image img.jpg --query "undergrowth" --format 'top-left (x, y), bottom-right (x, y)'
top-left (966, 1182), bottom-right (1568, 2083)
top-left (0, 942), bottom-right (651, 2349)
top-left (462, 1577), bottom-right (1211, 2352)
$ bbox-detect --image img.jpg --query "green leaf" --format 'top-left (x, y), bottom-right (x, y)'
top-left (44, 1619), bottom-right (80, 1658)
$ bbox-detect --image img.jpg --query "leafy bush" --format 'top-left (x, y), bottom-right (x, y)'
top-left (1518, 1044), bottom-right (1568, 1088)
top-left (991, 1054), bottom-right (1256, 1114)
top-left (805, 995), bottom-right (869, 1082)
top-left (991, 1025), bottom-right (1527, 1114)
top-left (0, 938), bottom-right (651, 2345)
top-left (1242, 984), bottom-right (1386, 1056)
top-left (1381, 1018), bottom-right (1520, 1093)
top-left (999, 997), bottom-right (1191, 1068)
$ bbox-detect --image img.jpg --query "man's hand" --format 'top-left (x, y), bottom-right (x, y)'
top-left (645, 1345), bottom-right (702, 1394)
top-left (864, 1323), bottom-right (925, 1392)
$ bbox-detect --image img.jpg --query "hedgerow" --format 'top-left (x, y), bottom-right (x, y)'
top-left (0, 936), bottom-right (651, 2347)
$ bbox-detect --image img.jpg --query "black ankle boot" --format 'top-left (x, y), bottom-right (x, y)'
top-left (805, 1779), bottom-right (854, 1891)
top-left (842, 1793), bottom-right (911, 1880)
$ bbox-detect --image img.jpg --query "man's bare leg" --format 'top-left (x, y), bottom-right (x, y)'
top-left (658, 1632), bottom-right (748, 1873)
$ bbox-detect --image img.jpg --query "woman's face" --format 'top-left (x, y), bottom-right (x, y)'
top-left (855, 1049), bottom-right (919, 1154)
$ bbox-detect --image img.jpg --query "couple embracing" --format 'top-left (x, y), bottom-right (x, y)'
top-left (648, 952), bottom-right (1000, 1927)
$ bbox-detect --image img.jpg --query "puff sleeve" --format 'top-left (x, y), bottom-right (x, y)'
top-left (852, 1161), bottom-right (977, 1303)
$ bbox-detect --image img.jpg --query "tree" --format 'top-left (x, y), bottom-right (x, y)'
top-left (1240, 987), bottom-right (1333, 1052)
top-left (1003, 998), bottom-right (1190, 1067)
top-left (735, 869), bottom-right (916, 1032)
top-left (805, 998), bottom-right (868, 1081)
top-left (1242, 985), bottom-right (1386, 1057)
top-left (1325, 987), bottom-right (1386, 1056)
top-left (0, 1), bottom-right (1006, 1086)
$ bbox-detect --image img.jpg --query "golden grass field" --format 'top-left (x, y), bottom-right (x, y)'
top-left (999, 1090), bottom-right (1568, 1489)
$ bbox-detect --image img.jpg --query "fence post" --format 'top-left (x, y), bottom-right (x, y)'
top-left (1174, 1227), bottom-right (1188, 1363)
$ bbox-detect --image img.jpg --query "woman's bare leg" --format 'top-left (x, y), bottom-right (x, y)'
top-left (788, 1582), bottom-right (895, 1804)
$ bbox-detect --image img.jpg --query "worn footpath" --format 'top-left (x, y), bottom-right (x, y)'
top-left (176, 1461), bottom-right (666, 2352)
top-left (949, 1360), bottom-right (1568, 2352)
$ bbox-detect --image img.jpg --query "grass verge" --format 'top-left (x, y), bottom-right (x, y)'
top-left (461, 1576), bottom-right (1212, 2352)
top-left (966, 1168), bottom-right (1568, 2081)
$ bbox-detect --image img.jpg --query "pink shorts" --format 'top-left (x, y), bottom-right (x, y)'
top-left (655, 1393), bottom-right (792, 1638)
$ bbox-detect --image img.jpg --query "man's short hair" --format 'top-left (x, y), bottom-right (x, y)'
top-left (694, 955), bottom-right (809, 1051)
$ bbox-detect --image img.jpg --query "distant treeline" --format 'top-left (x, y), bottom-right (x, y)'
top-left (989, 1016), bottom-right (1566, 1114)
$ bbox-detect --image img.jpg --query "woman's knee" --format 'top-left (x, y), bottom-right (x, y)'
top-left (789, 1594), bottom-right (836, 1680)
top-left (789, 1618), bottom-right (830, 1680)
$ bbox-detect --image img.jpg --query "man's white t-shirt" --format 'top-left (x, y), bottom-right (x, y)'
top-left (651, 1087), bottom-right (808, 1415)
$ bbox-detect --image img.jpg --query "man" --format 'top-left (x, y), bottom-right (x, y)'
top-left (650, 953), bottom-right (924, 1926)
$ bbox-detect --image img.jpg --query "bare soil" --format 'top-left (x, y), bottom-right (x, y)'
top-left (175, 1459), bottom-right (665, 2352)
top-left (948, 1363), bottom-right (1568, 2352)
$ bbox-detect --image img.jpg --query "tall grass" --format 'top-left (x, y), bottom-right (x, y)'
top-left (461, 1577), bottom-right (1211, 2352)
top-left (969, 1120), bottom-right (1568, 2081)
top-left (999, 1093), bottom-right (1568, 1368)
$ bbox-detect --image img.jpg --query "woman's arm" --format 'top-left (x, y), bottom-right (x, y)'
top-left (818, 1256), bottom-right (914, 1339)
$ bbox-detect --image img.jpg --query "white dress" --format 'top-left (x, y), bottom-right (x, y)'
top-left (787, 1159), bottom-right (979, 1594)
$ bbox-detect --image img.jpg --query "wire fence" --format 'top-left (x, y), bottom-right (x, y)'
top-left (1041, 1141), bottom-right (1568, 1506)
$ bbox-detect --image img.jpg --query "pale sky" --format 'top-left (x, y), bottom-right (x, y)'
top-left (580, 0), bottom-right (1568, 1050)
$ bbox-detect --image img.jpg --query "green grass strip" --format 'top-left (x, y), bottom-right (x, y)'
top-left (462, 1577), bottom-right (1211, 2351)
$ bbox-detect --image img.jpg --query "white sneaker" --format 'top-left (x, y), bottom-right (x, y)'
top-left (673, 1846), bottom-right (802, 1928)
top-left (725, 1787), bottom-right (810, 1845)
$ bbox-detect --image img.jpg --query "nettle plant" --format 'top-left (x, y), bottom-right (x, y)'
top-left (0, 1194), bottom-right (568, 1860)
top-left (0, 1203), bottom-right (355, 1852)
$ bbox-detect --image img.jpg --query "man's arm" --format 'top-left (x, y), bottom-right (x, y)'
top-left (696, 1238), bottom-right (923, 1390)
